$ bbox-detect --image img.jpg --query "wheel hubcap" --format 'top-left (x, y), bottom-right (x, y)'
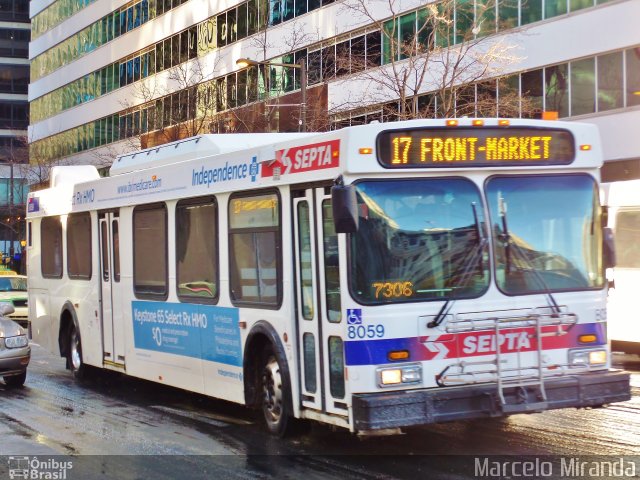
top-left (70, 330), bottom-right (82, 370)
top-left (262, 356), bottom-right (283, 425)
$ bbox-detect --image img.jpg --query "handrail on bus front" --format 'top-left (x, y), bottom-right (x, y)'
top-left (444, 311), bottom-right (578, 334)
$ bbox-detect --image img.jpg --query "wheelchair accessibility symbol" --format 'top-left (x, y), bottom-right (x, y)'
top-left (347, 309), bottom-right (362, 325)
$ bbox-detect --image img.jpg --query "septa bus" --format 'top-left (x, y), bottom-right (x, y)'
top-left (27, 119), bottom-right (630, 435)
top-left (601, 180), bottom-right (640, 355)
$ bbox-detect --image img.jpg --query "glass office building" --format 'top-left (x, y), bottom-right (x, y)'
top-left (28, 0), bottom-right (640, 179)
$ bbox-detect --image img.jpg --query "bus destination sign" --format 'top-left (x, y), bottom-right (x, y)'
top-left (377, 127), bottom-right (575, 168)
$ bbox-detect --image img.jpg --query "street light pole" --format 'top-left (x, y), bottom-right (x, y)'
top-left (236, 57), bottom-right (307, 132)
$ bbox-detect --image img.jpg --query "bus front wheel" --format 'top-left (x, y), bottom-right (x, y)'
top-left (260, 345), bottom-right (290, 437)
top-left (67, 324), bottom-right (87, 380)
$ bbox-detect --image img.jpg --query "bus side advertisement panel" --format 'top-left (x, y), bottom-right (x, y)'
top-left (131, 301), bottom-right (242, 366)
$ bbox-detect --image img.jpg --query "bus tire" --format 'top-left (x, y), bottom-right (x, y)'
top-left (260, 344), bottom-right (291, 437)
top-left (67, 323), bottom-right (87, 380)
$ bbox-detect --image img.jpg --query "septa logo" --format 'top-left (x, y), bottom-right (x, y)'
top-left (262, 140), bottom-right (340, 177)
top-left (27, 197), bottom-right (39, 213)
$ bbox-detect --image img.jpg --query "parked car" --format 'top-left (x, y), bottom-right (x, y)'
top-left (0, 302), bottom-right (29, 387)
top-left (0, 275), bottom-right (28, 331)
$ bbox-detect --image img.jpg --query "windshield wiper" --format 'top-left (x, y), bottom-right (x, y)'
top-left (498, 194), bottom-right (561, 315)
top-left (428, 202), bottom-right (487, 328)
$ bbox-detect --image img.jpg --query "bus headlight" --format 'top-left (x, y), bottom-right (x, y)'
top-left (4, 335), bottom-right (28, 349)
top-left (377, 364), bottom-right (422, 387)
top-left (569, 348), bottom-right (607, 367)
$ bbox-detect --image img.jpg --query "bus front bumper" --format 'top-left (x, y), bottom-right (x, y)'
top-left (352, 370), bottom-right (630, 431)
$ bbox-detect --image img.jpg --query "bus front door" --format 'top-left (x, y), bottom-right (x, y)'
top-left (293, 187), bottom-right (347, 418)
top-left (98, 211), bottom-right (124, 368)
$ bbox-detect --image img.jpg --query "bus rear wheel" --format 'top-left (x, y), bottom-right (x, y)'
top-left (260, 346), bottom-right (290, 437)
top-left (67, 324), bottom-right (87, 380)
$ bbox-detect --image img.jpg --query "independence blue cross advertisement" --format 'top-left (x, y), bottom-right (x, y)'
top-left (132, 301), bottom-right (242, 366)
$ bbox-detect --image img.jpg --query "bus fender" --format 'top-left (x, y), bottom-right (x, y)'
top-left (58, 301), bottom-right (79, 360)
top-left (243, 320), bottom-right (293, 414)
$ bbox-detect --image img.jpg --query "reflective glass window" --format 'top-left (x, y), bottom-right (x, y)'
top-left (545, 0), bottom-right (567, 18)
top-left (297, 201), bottom-right (314, 320)
top-left (349, 179), bottom-right (488, 304)
top-left (328, 337), bottom-right (345, 398)
top-left (303, 333), bottom-right (317, 393)
top-left (41, 216), bottom-right (63, 278)
top-left (570, 57), bottom-right (595, 116)
top-left (597, 52), bottom-right (623, 111)
top-left (134, 204), bottom-right (168, 297)
top-left (323, 200), bottom-right (341, 320)
top-left (176, 197), bottom-right (218, 301)
top-left (229, 193), bottom-right (281, 307)
top-left (67, 213), bottom-right (92, 279)
top-left (626, 48), bottom-right (640, 107)
top-left (486, 175), bottom-right (603, 294)
top-left (545, 64), bottom-right (569, 117)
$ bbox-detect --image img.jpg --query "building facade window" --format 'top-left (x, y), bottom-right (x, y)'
top-left (31, 0), bottom-right (191, 82)
top-left (31, 0), bottom-right (98, 39)
top-left (0, 0), bottom-right (29, 22)
top-left (0, 28), bottom-right (29, 58)
top-left (0, 66), bottom-right (29, 95)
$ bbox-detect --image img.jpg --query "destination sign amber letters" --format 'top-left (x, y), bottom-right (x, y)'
top-left (377, 127), bottom-right (575, 168)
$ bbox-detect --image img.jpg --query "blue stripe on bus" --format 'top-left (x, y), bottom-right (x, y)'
top-left (345, 337), bottom-right (417, 366)
top-left (344, 322), bottom-right (606, 366)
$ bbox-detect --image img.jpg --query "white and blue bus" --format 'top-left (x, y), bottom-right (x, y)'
top-left (601, 180), bottom-right (640, 355)
top-left (27, 118), bottom-right (630, 435)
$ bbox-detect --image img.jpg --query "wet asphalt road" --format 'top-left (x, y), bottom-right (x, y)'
top-left (0, 344), bottom-right (638, 479)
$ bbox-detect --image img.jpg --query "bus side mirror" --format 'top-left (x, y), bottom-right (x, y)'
top-left (603, 227), bottom-right (616, 270)
top-left (331, 184), bottom-right (359, 234)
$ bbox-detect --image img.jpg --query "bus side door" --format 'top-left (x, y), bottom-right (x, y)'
top-left (293, 187), bottom-right (347, 417)
top-left (99, 211), bottom-right (125, 366)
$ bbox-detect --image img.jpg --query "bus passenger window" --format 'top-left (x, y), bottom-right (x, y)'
top-left (133, 204), bottom-right (168, 297)
top-left (228, 192), bottom-right (281, 307)
top-left (176, 198), bottom-right (218, 301)
top-left (41, 216), bottom-right (63, 278)
top-left (67, 212), bottom-right (92, 280)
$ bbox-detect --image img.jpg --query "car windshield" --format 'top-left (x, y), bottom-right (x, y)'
top-left (349, 178), bottom-right (489, 304)
top-left (0, 277), bottom-right (27, 291)
top-left (485, 174), bottom-right (603, 294)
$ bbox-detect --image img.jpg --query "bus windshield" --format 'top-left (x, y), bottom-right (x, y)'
top-left (486, 174), bottom-right (604, 294)
top-left (349, 178), bottom-right (489, 304)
